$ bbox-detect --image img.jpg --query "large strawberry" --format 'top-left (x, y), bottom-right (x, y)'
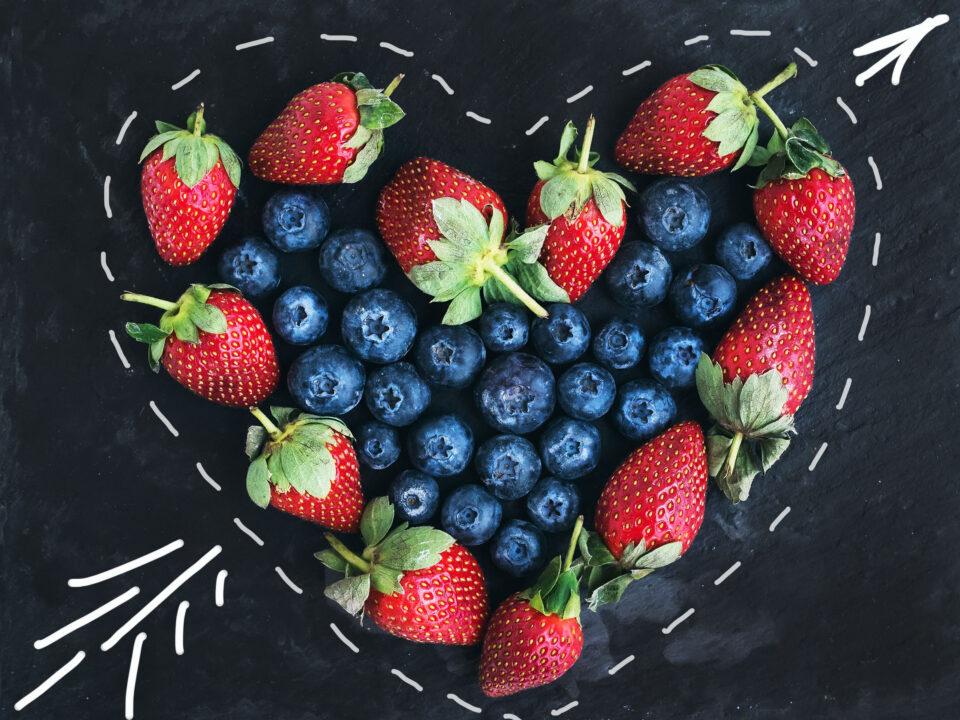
top-left (122, 284), bottom-right (278, 407)
top-left (614, 63), bottom-right (796, 177)
top-left (319, 497), bottom-right (489, 645)
top-left (139, 105), bottom-right (241, 265)
top-left (245, 407), bottom-right (363, 532)
top-left (695, 275), bottom-right (815, 502)
top-left (525, 117), bottom-right (635, 302)
top-left (480, 518), bottom-right (585, 697)
top-left (377, 158), bottom-right (568, 324)
top-left (249, 72), bottom-right (404, 185)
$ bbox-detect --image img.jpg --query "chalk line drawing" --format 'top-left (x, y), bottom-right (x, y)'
top-left (867, 156), bottom-right (883, 189)
top-left (116, 111), bottom-right (137, 145)
top-left (274, 567), bottom-right (303, 594)
top-left (175, 601), bottom-right (189, 655)
top-left (714, 561), bottom-right (741, 586)
top-left (235, 36), bottom-right (274, 51)
top-left (730, 29), bottom-right (771, 37)
top-left (858, 305), bottom-right (872, 341)
top-left (100, 251), bottom-right (115, 281)
top-left (196, 462), bottom-right (222, 492)
top-left (125, 632), bottom-right (147, 719)
top-left (872, 232), bottom-right (881, 266)
top-left (446, 694), bottom-right (482, 713)
top-left (330, 623), bottom-right (360, 653)
top-left (109, 329), bottom-right (130, 369)
top-left (793, 47), bottom-right (818, 66)
top-left (320, 34), bottom-right (357, 42)
top-left (769, 507), bottom-right (791, 532)
top-left (684, 35), bottom-right (709, 45)
top-left (391, 668), bottom-right (424, 691)
top-left (622, 60), bottom-right (651, 76)
top-left (103, 176), bottom-right (113, 218)
top-left (853, 14), bottom-right (949, 86)
top-left (380, 41), bottom-right (413, 57)
top-left (662, 608), bottom-right (695, 634)
top-left (525, 116), bottom-right (549, 135)
top-left (149, 401), bottom-right (179, 437)
top-left (566, 85), bottom-right (594, 103)
top-left (809, 442), bottom-right (828, 471)
top-left (431, 74), bottom-right (454, 94)
top-left (551, 700), bottom-right (579, 716)
top-left (836, 378), bottom-right (852, 410)
top-left (13, 650), bottom-right (86, 712)
top-left (607, 655), bottom-right (635, 675)
top-left (233, 517), bottom-right (265, 546)
top-left (69, 539), bottom-right (184, 588)
top-left (466, 111), bottom-right (492, 124)
top-left (836, 96), bottom-right (857, 124)
top-left (215, 569), bottom-right (228, 607)
top-left (171, 69), bottom-right (201, 91)
top-left (34, 586), bottom-right (141, 650)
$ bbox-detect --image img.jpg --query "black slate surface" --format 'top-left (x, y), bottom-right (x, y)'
top-left (2, 1), bottom-right (959, 718)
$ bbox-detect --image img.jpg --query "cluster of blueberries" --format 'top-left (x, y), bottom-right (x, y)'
top-left (216, 179), bottom-right (773, 578)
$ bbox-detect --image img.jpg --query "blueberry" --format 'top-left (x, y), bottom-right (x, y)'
top-left (539, 416), bottom-right (601, 480)
top-left (556, 362), bottom-right (616, 421)
top-left (475, 352), bottom-right (556, 434)
top-left (217, 237), bottom-right (281, 298)
top-left (363, 362), bottom-right (431, 427)
top-left (592, 317), bottom-right (645, 370)
top-left (407, 414), bottom-right (474, 477)
top-left (526, 477), bottom-right (581, 533)
top-left (490, 520), bottom-right (546, 577)
top-left (639, 179), bottom-right (711, 251)
top-left (441, 484), bottom-right (503, 546)
top-left (413, 325), bottom-right (487, 388)
top-left (272, 286), bottom-right (328, 346)
top-left (475, 434), bottom-right (542, 500)
top-left (477, 303), bottom-right (530, 352)
top-left (531, 303), bottom-right (591, 364)
top-left (287, 344), bottom-right (365, 416)
top-left (318, 228), bottom-right (389, 293)
top-left (612, 379), bottom-right (676, 441)
top-left (341, 289), bottom-right (417, 364)
top-left (391, 470), bottom-right (440, 524)
top-left (262, 188), bottom-right (331, 252)
top-left (648, 327), bottom-right (706, 389)
top-left (715, 222), bottom-right (773, 280)
top-left (669, 264), bottom-right (737, 327)
top-left (356, 421), bottom-right (401, 470)
top-left (604, 241), bottom-right (673, 307)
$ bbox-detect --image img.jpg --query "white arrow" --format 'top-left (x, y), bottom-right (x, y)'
top-left (852, 14), bottom-right (949, 86)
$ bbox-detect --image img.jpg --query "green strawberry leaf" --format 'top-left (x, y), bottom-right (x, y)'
top-left (785, 137), bottom-right (821, 175)
top-left (539, 174), bottom-right (580, 220)
top-left (704, 108), bottom-right (753, 157)
top-left (511, 260), bottom-right (569, 303)
top-left (341, 128), bottom-right (384, 184)
top-left (790, 117), bottom-right (830, 154)
top-left (187, 302), bottom-right (228, 334)
top-left (359, 98), bottom-right (405, 130)
top-left (139, 130), bottom-right (182, 162)
top-left (442, 286), bottom-right (483, 325)
top-left (586, 573), bottom-right (635, 611)
top-left (688, 65), bottom-right (741, 92)
top-left (370, 564), bottom-right (405, 595)
top-left (554, 121), bottom-right (578, 163)
top-left (578, 529), bottom-right (616, 568)
top-left (147, 340), bottom-right (164, 372)
top-left (245, 425), bottom-right (268, 460)
top-left (534, 160), bottom-right (561, 181)
top-left (315, 549), bottom-right (349, 574)
top-left (738, 370), bottom-right (789, 429)
top-left (505, 224), bottom-right (549, 264)
top-left (376, 525), bottom-right (455, 571)
top-left (360, 496), bottom-right (395, 548)
top-left (171, 314), bottom-right (199, 344)
top-left (269, 406), bottom-right (298, 427)
top-left (432, 198), bottom-right (490, 251)
top-left (246, 455), bottom-right (271, 508)
top-left (633, 541), bottom-right (683, 570)
top-left (125, 322), bottom-right (169, 344)
top-left (591, 176), bottom-right (625, 226)
top-left (211, 136), bottom-right (242, 187)
top-left (335, 71), bottom-right (374, 90)
top-left (733, 122), bottom-right (760, 171)
top-left (524, 556), bottom-right (562, 601)
top-left (324, 574), bottom-right (371, 617)
top-left (155, 120), bottom-right (181, 134)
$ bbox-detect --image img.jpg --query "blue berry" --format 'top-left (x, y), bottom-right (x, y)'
top-left (475, 434), bottom-right (542, 500)
top-left (287, 344), bottom-right (365, 416)
top-left (356, 421), bottom-right (401, 470)
top-left (217, 237), bottom-right (281, 298)
top-left (715, 222), bottom-right (773, 280)
top-left (477, 303), bottom-right (530, 352)
top-left (612, 379), bottom-right (676, 441)
top-left (441, 484), bottom-right (503, 545)
top-left (648, 327), bottom-right (706, 389)
top-left (341, 289), bottom-right (417, 364)
top-left (391, 470), bottom-right (440, 524)
top-left (592, 317), bottom-right (645, 370)
top-left (669, 264), bottom-right (737, 327)
top-left (556, 362), bottom-right (616, 421)
top-left (272, 286), bottom-right (328, 345)
top-left (475, 352), bottom-right (556, 434)
top-left (407, 414), bottom-right (474, 477)
top-left (363, 362), bottom-right (431, 427)
top-left (490, 520), bottom-right (546, 577)
top-left (526, 477), bottom-right (581, 533)
top-left (539, 416), bottom-right (601, 480)
top-left (639, 179), bottom-right (711, 251)
top-left (413, 325), bottom-right (486, 388)
top-left (531, 303), bottom-right (591, 364)
top-left (318, 228), bottom-right (389, 293)
top-left (604, 241), bottom-right (672, 307)
top-left (262, 188), bottom-right (330, 252)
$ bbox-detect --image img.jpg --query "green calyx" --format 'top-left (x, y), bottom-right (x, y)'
top-left (139, 104), bottom-right (241, 188)
top-left (316, 497), bottom-right (456, 617)
top-left (333, 72), bottom-right (405, 184)
top-left (245, 406), bottom-right (354, 508)
top-left (521, 516), bottom-right (585, 622)
top-left (748, 116), bottom-right (846, 187)
top-left (406, 197), bottom-right (569, 325)
top-left (695, 354), bottom-right (797, 503)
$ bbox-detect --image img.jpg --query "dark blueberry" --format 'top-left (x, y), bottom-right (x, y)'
top-left (475, 434), bottom-right (541, 500)
top-left (477, 303), bottom-right (530, 352)
top-left (539, 416), bottom-right (601, 480)
top-left (475, 352), bottom-right (556, 434)
top-left (639, 179), bottom-right (711, 251)
top-left (356, 421), bottom-right (401, 470)
top-left (217, 237), bottom-right (281, 298)
top-left (715, 222), bottom-right (773, 280)
top-left (363, 362), bottom-right (431, 427)
top-left (490, 520), bottom-right (546, 577)
top-left (531, 303), bottom-right (591, 364)
top-left (648, 327), bottom-right (706, 389)
top-left (318, 228), bottom-right (389, 293)
top-left (592, 317), bottom-right (645, 370)
top-left (669, 264), bottom-right (737, 327)
top-left (390, 470), bottom-right (440, 524)
top-left (272, 286), bottom-right (328, 346)
top-left (526, 477), bottom-right (581, 533)
top-left (556, 362), bottom-right (616, 421)
top-left (413, 325), bottom-right (486, 388)
top-left (407, 414), bottom-right (474, 477)
top-left (604, 241), bottom-right (673, 307)
top-left (612, 379), bottom-right (676, 441)
top-left (441, 484), bottom-right (503, 546)
top-left (341, 289), bottom-right (417, 364)
top-left (262, 188), bottom-right (330, 252)
top-left (287, 344), bottom-right (365, 416)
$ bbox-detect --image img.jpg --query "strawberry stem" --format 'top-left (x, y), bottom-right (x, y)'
top-left (722, 431), bottom-right (744, 481)
top-left (576, 115), bottom-right (596, 174)
top-left (563, 515), bottom-right (584, 572)
top-left (383, 74), bottom-right (404, 98)
top-left (120, 292), bottom-right (177, 312)
top-left (191, 103), bottom-right (205, 136)
top-left (249, 407), bottom-right (282, 440)
top-left (749, 63), bottom-right (796, 140)
top-left (324, 533), bottom-right (372, 574)
top-left (484, 262), bottom-right (549, 318)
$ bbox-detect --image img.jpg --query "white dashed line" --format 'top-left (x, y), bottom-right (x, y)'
top-left (607, 654), bottom-right (635, 675)
top-left (320, 34), bottom-right (357, 42)
top-left (379, 41), bottom-right (413, 57)
top-left (391, 668), bottom-right (423, 691)
top-left (215, 569), bottom-right (227, 607)
top-left (115, 111), bottom-right (137, 145)
top-left (503, 715), bottom-right (523, 720)
top-left (858, 305), bottom-right (872, 341)
top-left (235, 36), bottom-right (274, 51)
top-left (836, 96), bottom-right (857, 124)
top-left (867, 156), bottom-right (883, 189)
top-left (809, 442), bottom-right (828, 471)
top-left (329, 623), bottom-right (360, 653)
top-left (170, 69), bottom-right (201, 91)
top-left (274, 566), bottom-right (303, 594)
top-left (551, 701), bottom-right (579, 717)
top-left (100, 251), bottom-right (115, 281)
top-left (124, 632), bottom-right (147, 719)
top-left (714, 561), bottom-right (742, 586)
top-left (233, 517), bottom-right (265, 546)
top-left (430, 73), bottom-right (454, 95)
top-left (525, 115), bottom-right (549, 136)
top-left (174, 600), bottom-right (189, 655)
top-left (465, 111), bottom-right (491, 124)
top-left (662, 608), bottom-right (695, 634)
top-left (793, 47), bottom-right (818, 67)
top-left (103, 175), bottom-right (113, 218)
top-left (566, 85), bottom-right (594, 103)
top-left (730, 29), bottom-right (771, 36)
top-left (34, 586), bottom-right (141, 650)
top-left (836, 378), bottom-right (853, 410)
top-left (622, 60), bottom-right (651, 76)
top-left (149, 401), bottom-right (179, 437)
top-left (13, 651), bottom-right (86, 712)
top-left (196, 462), bottom-right (221, 492)
top-left (872, 232), bottom-right (881, 266)
top-left (769, 506), bottom-right (791, 532)
top-left (109, 330), bottom-right (130, 369)
top-left (446, 694), bottom-right (482, 714)
top-left (69, 539), bottom-right (184, 588)
top-left (684, 35), bottom-right (709, 45)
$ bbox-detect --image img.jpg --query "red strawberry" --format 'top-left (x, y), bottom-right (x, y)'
top-left (249, 72), bottom-right (404, 185)
top-left (139, 105), bottom-right (241, 265)
top-left (320, 497), bottom-right (489, 645)
top-left (526, 117), bottom-right (634, 302)
top-left (245, 408), bottom-right (363, 532)
top-left (695, 275), bottom-right (815, 502)
top-left (122, 284), bottom-right (278, 407)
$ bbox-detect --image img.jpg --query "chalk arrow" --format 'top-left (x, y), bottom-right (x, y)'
top-left (853, 14), bottom-right (949, 86)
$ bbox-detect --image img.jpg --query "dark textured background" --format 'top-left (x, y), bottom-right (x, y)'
top-left (3, 1), bottom-right (959, 718)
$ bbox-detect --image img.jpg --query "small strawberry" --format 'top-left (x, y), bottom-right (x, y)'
top-left (480, 517), bottom-right (585, 697)
top-left (122, 284), bottom-right (278, 407)
top-left (319, 497), bottom-right (489, 645)
top-left (614, 63), bottom-right (796, 177)
top-left (245, 407), bottom-right (363, 532)
top-left (695, 274), bottom-right (815, 502)
top-left (377, 158), bottom-right (567, 324)
top-left (249, 72), bottom-right (404, 185)
top-left (525, 117), bottom-right (635, 302)
top-left (139, 105), bottom-right (241, 265)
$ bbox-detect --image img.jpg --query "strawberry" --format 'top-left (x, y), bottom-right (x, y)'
top-left (525, 117), bottom-right (634, 302)
top-left (245, 407), bottom-right (363, 532)
top-left (122, 284), bottom-right (278, 407)
top-left (319, 497), bottom-right (489, 645)
top-left (695, 275), bottom-right (815, 502)
top-left (139, 105), bottom-right (241, 265)
top-left (614, 63), bottom-right (796, 177)
top-left (580, 422), bottom-right (708, 609)
top-left (249, 72), bottom-right (404, 185)
top-left (480, 518), bottom-right (585, 697)
top-left (377, 158), bottom-right (567, 324)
